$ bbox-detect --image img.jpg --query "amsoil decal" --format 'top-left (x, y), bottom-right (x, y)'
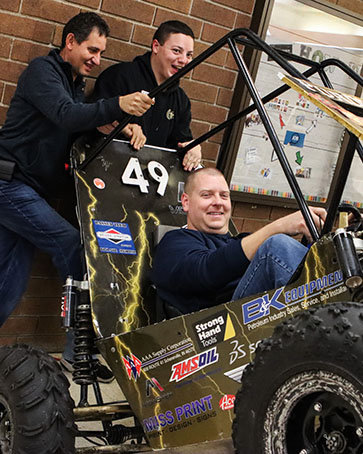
top-left (122, 354), bottom-right (142, 381)
top-left (219, 394), bottom-right (235, 411)
top-left (93, 220), bottom-right (136, 255)
top-left (193, 310), bottom-right (236, 349)
top-left (169, 347), bottom-right (219, 383)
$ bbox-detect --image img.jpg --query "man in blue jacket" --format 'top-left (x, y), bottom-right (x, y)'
top-left (151, 167), bottom-right (327, 314)
top-left (0, 12), bottom-right (153, 380)
top-left (91, 20), bottom-right (202, 171)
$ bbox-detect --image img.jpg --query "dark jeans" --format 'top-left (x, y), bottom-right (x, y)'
top-left (0, 179), bottom-right (83, 327)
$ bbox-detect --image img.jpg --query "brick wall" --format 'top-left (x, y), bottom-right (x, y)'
top-left (0, 0), bottom-right (360, 350)
top-left (0, 0), bottom-right (256, 350)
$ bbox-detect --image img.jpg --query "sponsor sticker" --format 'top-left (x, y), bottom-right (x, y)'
top-left (169, 347), bottom-right (219, 383)
top-left (122, 353), bottom-right (142, 381)
top-left (93, 220), bottom-right (136, 255)
top-left (93, 177), bottom-right (105, 189)
top-left (219, 394), bottom-right (235, 411)
top-left (193, 310), bottom-right (236, 349)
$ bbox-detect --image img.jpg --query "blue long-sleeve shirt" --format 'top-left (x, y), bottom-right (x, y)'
top-left (151, 228), bottom-right (250, 314)
top-left (0, 49), bottom-right (121, 196)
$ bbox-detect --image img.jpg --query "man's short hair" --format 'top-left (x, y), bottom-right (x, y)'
top-left (184, 167), bottom-right (225, 194)
top-left (152, 20), bottom-right (195, 45)
top-left (61, 12), bottom-right (110, 49)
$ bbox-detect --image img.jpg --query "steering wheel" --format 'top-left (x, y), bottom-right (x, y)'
top-left (337, 203), bottom-right (362, 232)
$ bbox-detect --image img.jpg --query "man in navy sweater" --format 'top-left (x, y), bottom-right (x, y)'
top-left (92, 20), bottom-right (202, 171)
top-left (0, 12), bottom-right (153, 380)
top-left (151, 167), bottom-right (327, 314)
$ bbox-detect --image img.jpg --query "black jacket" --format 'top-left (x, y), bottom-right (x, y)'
top-left (91, 52), bottom-right (193, 149)
top-left (0, 49), bottom-right (121, 196)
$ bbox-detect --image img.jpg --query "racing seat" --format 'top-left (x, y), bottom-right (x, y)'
top-left (153, 224), bottom-right (184, 321)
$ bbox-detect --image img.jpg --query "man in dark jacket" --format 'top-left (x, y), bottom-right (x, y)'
top-left (0, 12), bottom-right (153, 380)
top-left (151, 168), bottom-right (327, 314)
top-left (92, 20), bottom-right (202, 172)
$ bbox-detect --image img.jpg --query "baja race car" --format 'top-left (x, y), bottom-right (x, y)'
top-left (0, 29), bottom-right (362, 454)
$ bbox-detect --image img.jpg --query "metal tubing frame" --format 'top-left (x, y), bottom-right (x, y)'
top-left (77, 28), bottom-right (363, 241)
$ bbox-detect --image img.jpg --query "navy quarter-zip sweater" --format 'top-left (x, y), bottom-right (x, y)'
top-left (151, 229), bottom-right (250, 314)
top-left (91, 52), bottom-right (193, 149)
top-left (0, 49), bottom-right (121, 197)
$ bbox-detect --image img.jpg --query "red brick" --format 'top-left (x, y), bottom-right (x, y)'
top-left (241, 218), bottom-right (269, 232)
top-left (231, 216), bottom-right (243, 232)
top-left (132, 25), bottom-right (155, 47)
top-left (0, 336), bottom-right (17, 347)
top-left (337, 0), bottom-right (363, 15)
top-left (209, 128), bottom-right (224, 144)
top-left (0, 317), bottom-right (38, 335)
top-left (194, 41), bottom-right (227, 67)
top-left (201, 141), bottom-right (220, 160)
top-left (190, 120), bottom-right (209, 138)
top-left (0, 37), bottom-right (11, 58)
top-left (25, 277), bottom-right (62, 298)
top-left (190, 99), bottom-right (228, 124)
top-left (213, 0), bottom-right (254, 14)
top-left (12, 40), bottom-right (50, 63)
top-left (180, 79), bottom-right (218, 103)
top-left (235, 12), bottom-right (252, 29)
top-left (0, 59), bottom-right (26, 84)
top-left (16, 334), bottom-right (66, 353)
top-left (0, 82), bottom-right (3, 100)
top-left (192, 63), bottom-right (236, 89)
top-left (87, 58), bottom-right (115, 79)
top-left (66, 0), bottom-right (99, 8)
top-left (217, 87), bottom-right (233, 107)
top-left (102, 0), bottom-right (155, 25)
top-left (0, 13), bottom-right (54, 43)
top-left (191, 0), bottom-right (236, 28)
top-left (53, 24), bottom-right (63, 47)
top-left (154, 9), bottom-right (202, 38)
top-left (3, 84), bottom-right (16, 105)
top-left (36, 316), bottom-right (63, 334)
top-left (145, 0), bottom-right (192, 13)
top-left (12, 297), bottom-right (60, 316)
top-left (105, 16), bottom-right (133, 42)
top-left (104, 39), bottom-right (146, 63)
top-left (21, 0), bottom-right (80, 24)
top-left (0, 0), bottom-right (21, 12)
top-left (0, 106), bottom-right (8, 125)
top-left (201, 23), bottom-right (230, 44)
top-left (233, 202), bottom-right (271, 219)
top-left (270, 206), bottom-right (296, 221)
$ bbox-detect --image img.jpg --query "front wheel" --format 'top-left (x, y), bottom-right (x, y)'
top-left (0, 344), bottom-right (76, 454)
top-left (233, 302), bottom-right (363, 454)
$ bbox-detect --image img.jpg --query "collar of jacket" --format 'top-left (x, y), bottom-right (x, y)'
top-left (135, 51), bottom-right (180, 93)
top-left (48, 48), bottom-right (86, 92)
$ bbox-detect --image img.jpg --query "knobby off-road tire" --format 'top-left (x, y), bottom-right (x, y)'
top-left (0, 344), bottom-right (76, 454)
top-left (233, 302), bottom-right (363, 454)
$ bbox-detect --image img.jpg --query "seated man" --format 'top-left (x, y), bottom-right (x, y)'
top-left (91, 20), bottom-right (201, 171)
top-left (151, 167), bottom-right (326, 314)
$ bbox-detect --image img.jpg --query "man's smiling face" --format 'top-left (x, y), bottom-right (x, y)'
top-left (182, 172), bottom-right (231, 235)
top-left (151, 33), bottom-right (194, 85)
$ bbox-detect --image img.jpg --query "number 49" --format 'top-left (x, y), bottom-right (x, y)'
top-left (121, 157), bottom-right (169, 196)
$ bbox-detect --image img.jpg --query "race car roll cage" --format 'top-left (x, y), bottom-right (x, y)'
top-left (79, 27), bottom-right (363, 244)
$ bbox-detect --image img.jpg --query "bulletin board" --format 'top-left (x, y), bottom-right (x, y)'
top-left (230, 40), bottom-right (363, 207)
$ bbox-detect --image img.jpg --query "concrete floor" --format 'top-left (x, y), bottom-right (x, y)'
top-left (57, 359), bottom-right (234, 454)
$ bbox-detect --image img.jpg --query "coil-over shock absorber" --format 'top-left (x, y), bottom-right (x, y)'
top-left (73, 300), bottom-right (97, 385)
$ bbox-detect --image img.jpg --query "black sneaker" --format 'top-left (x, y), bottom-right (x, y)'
top-left (60, 357), bottom-right (115, 383)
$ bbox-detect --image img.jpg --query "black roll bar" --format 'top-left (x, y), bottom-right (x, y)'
top-left (77, 28), bottom-right (362, 242)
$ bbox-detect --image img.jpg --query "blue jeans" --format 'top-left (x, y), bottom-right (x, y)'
top-left (0, 179), bottom-right (83, 346)
top-left (232, 234), bottom-right (308, 300)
